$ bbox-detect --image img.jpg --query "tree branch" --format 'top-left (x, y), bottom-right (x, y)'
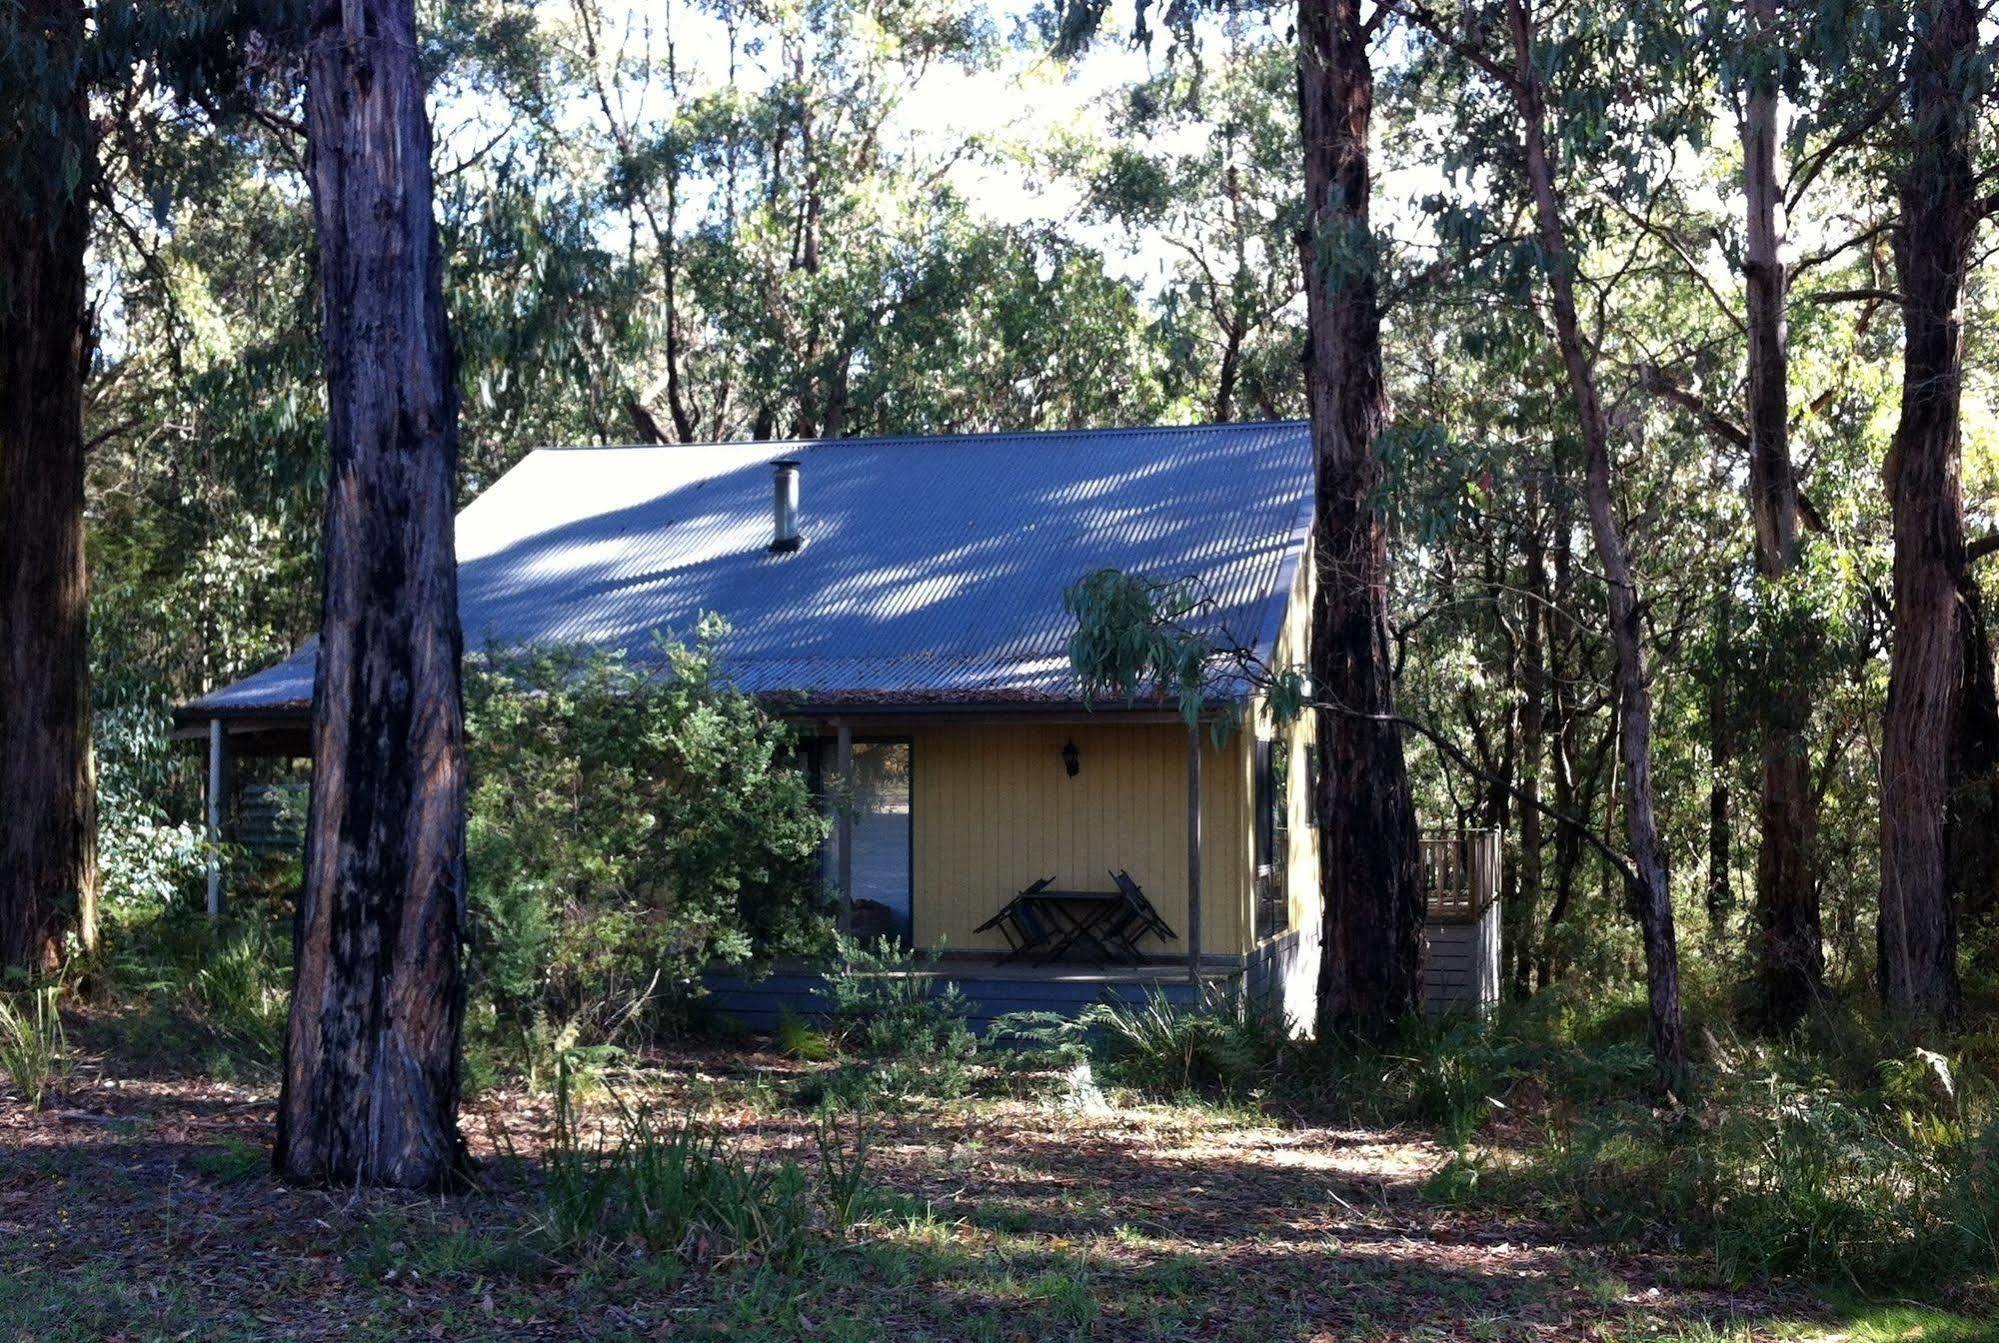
top-left (1631, 363), bottom-right (1749, 450)
top-left (1808, 287), bottom-right (1902, 306)
top-left (1314, 693), bottom-right (1638, 888)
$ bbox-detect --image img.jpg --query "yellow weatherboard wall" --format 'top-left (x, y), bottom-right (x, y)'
top-left (1255, 535), bottom-right (1322, 943)
top-left (906, 721), bottom-right (1253, 957)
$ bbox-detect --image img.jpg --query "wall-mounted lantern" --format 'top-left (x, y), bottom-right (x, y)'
top-left (1061, 739), bottom-right (1080, 778)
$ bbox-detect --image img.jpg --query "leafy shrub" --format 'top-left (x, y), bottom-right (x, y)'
top-left (0, 987), bottom-right (67, 1110)
top-left (464, 624), bottom-right (828, 1066)
top-left (96, 796), bottom-right (210, 916)
top-left (809, 936), bottom-right (977, 1103)
top-left (983, 1010), bottom-right (1093, 1071)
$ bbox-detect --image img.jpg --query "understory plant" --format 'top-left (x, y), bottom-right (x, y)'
top-left (0, 987), bottom-right (68, 1111)
top-left (1450, 1019), bottom-right (1999, 1294)
top-left (543, 1065), bottom-right (876, 1267)
top-left (464, 624), bottom-right (828, 1071)
top-left (809, 935), bottom-right (978, 1103)
top-left (1077, 983), bottom-right (1291, 1099)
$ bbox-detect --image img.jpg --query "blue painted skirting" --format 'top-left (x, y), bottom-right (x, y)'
top-left (702, 966), bottom-right (1220, 1036)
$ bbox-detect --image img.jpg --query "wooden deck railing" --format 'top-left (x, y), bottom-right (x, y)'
top-left (1421, 830), bottom-right (1500, 923)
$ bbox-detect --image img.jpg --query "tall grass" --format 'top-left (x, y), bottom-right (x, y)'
top-left (1403, 1004), bottom-right (1999, 1295)
top-left (542, 1065), bottom-right (877, 1267)
top-left (1079, 984), bottom-right (1290, 1099)
top-left (1067, 981), bottom-right (1998, 1296)
top-left (0, 987), bottom-right (68, 1111)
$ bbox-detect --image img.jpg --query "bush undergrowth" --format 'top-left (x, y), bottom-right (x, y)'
top-left (1039, 979), bottom-right (1997, 1298)
top-left (788, 936), bottom-right (978, 1107)
top-left (542, 1064), bottom-right (878, 1269)
top-left (0, 987), bottom-right (68, 1110)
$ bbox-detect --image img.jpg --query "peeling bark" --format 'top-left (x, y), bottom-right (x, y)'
top-left (1878, 0), bottom-right (1980, 1028)
top-left (0, 0), bottom-right (97, 974)
top-left (1297, 0), bottom-right (1424, 1036)
top-left (276, 0), bottom-right (470, 1190)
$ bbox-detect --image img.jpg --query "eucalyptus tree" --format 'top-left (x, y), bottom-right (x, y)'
top-left (1877, 0), bottom-right (1995, 1027)
top-left (1071, 19), bottom-right (1306, 421)
top-left (1053, 0), bottom-right (1432, 1034)
top-left (274, 0), bottom-right (470, 1190)
top-left (0, 0), bottom-right (95, 973)
top-left (1732, 0), bottom-right (1823, 1022)
top-left (1693, 0), bottom-right (1894, 1023)
top-left (1641, 0), bottom-right (1950, 1026)
top-left (553, 0), bottom-right (1159, 442)
top-left (1393, 0), bottom-right (1705, 1079)
top-left (1, 0), bottom-right (295, 972)
top-left (1294, 0), bottom-right (1426, 1033)
top-left (84, 7), bottom-right (641, 914)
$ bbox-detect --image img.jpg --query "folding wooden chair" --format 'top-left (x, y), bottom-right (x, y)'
top-left (1109, 869), bottom-right (1177, 949)
top-left (975, 876), bottom-right (1056, 962)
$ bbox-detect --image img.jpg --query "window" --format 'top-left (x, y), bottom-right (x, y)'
top-left (1255, 737), bottom-right (1290, 940)
top-left (811, 736), bottom-right (915, 947)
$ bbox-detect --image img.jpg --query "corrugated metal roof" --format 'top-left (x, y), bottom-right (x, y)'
top-left (182, 421), bottom-right (1315, 718)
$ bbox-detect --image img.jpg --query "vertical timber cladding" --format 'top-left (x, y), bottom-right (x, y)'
top-left (908, 721), bottom-right (1252, 956)
top-left (1255, 529), bottom-right (1325, 946)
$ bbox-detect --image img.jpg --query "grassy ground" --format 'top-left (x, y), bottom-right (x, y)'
top-left (4, 1035), bottom-right (1993, 1343)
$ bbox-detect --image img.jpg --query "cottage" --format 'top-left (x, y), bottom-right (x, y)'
top-left (177, 422), bottom-right (1496, 1034)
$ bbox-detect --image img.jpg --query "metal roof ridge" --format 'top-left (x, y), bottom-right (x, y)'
top-left (521, 419), bottom-right (1311, 455)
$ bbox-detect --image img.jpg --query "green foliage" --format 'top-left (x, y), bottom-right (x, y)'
top-left (0, 988), bottom-right (68, 1112)
top-left (1075, 985), bottom-right (1291, 1100)
top-left (805, 936), bottom-right (978, 1104)
top-left (1065, 22), bottom-right (1306, 422)
top-left (542, 1068), bottom-right (877, 1269)
top-left (463, 625), bottom-right (828, 1063)
top-left (181, 921), bottom-right (292, 1066)
top-left (772, 1006), bottom-right (835, 1063)
top-left (1064, 568), bottom-right (1223, 719)
top-left (1372, 999), bottom-right (1999, 1294)
top-left (812, 1106), bottom-right (876, 1235)
top-left (536, 0), bottom-right (1163, 441)
top-left (1507, 1055), bottom-right (1999, 1291)
top-left (191, 1134), bottom-right (270, 1185)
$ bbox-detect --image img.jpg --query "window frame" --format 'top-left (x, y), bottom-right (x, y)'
top-left (1255, 735), bottom-right (1291, 940)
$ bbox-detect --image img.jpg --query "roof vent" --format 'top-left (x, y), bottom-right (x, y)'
top-left (769, 458), bottom-right (803, 553)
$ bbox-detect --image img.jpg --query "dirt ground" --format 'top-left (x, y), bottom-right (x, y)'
top-left (0, 1043), bottom-right (1920, 1343)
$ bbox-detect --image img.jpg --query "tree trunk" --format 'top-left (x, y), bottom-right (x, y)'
top-left (1878, 0), bottom-right (1979, 1027)
top-left (1512, 477), bottom-right (1547, 999)
top-left (1297, 0), bottom-right (1423, 1036)
top-left (1505, 0), bottom-right (1683, 1082)
top-left (0, 0), bottom-right (97, 975)
top-left (1740, 0), bottom-right (1822, 1023)
top-left (1214, 320), bottom-right (1243, 424)
top-left (1538, 487), bottom-right (1583, 988)
top-left (1950, 583), bottom-right (1999, 947)
top-left (276, 0), bottom-right (470, 1190)
top-left (1705, 606), bottom-right (1732, 931)
top-left (1707, 759), bottom-right (1731, 928)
